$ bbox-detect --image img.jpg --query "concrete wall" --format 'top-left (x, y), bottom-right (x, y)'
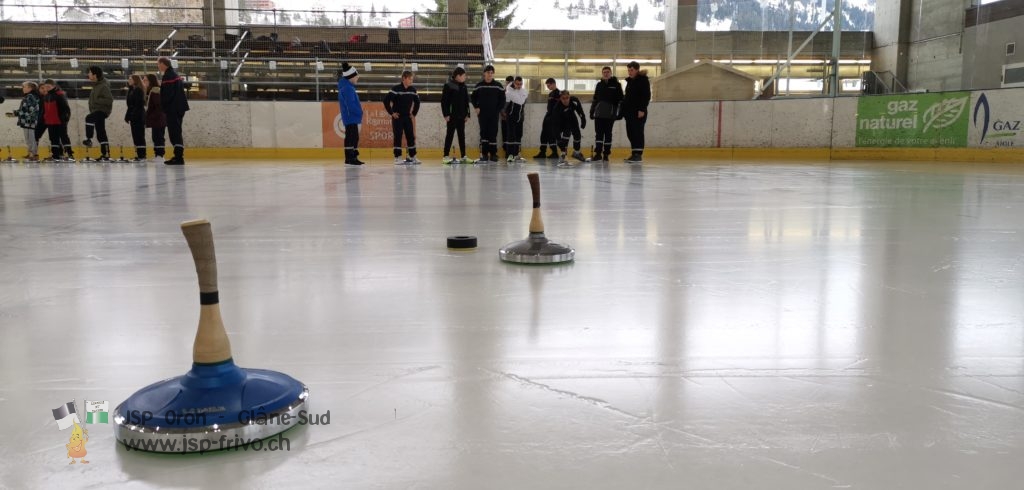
top-left (653, 64), bottom-right (757, 101)
top-left (963, 16), bottom-right (1024, 89)
top-left (4, 88), bottom-right (1022, 154)
top-left (907, 0), bottom-right (966, 91)
top-left (871, 0), bottom-right (913, 85)
top-left (664, 0), bottom-right (698, 72)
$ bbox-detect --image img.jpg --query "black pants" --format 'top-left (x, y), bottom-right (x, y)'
top-left (593, 118), bottom-right (615, 157)
top-left (129, 119), bottom-right (146, 158)
top-left (501, 115), bottom-right (510, 155)
top-left (479, 112), bottom-right (499, 157)
top-left (85, 111), bottom-right (109, 156)
top-left (391, 117), bottom-right (416, 157)
top-left (506, 115), bottom-right (524, 157)
top-left (444, 118), bottom-right (466, 157)
top-left (151, 126), bottom-right (166, 157)
top-left (46, 124), bottom-right (67, 158)
top-left (166, 112), bottom-right (185, 159)
top-left (540, 113), bottom-right (558, 148)
top-left (60, 123), bottom-right (73, 156)
top-left (558, 122), bottom-right (582, 153)
top-left (625, 112), bottom-right (646, 155)
top-left (60, 123), bottom-right (73, 157)
top-left (344, 123), bottom-right (360, 161)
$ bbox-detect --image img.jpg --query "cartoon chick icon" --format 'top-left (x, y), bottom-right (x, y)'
top-left (66, 420), bottom-right (89, 464)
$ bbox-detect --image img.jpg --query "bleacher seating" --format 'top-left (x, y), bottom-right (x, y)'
top-left (0, 33), bottom-right (486, 102)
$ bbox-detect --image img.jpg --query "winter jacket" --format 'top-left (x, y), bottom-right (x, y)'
top-left (471, 79), bottom-right (505, 115)
top-left (556, 96), bottom-right (586, 128)
top-left (42, 88), bottom-right (71, 126)
top-left (590, 76), bottom-right (624, 120)
top-left (337, 77), bottom-right (362, 126)
top-left (383, 83), bottom-right (420, 118)
top-left (504, 85), bottom-right (528, 123)
top-left (125, 86), bottom-right (145, 123)
top-left (545, 88), bottom-right (562, 114)
top-left (88, 78), bottom-right (114, 115)
top-left (505, 85), bottom-right (528, 106)
top-left (145, 87), bottom-right (166, 128)
top-left (160, 67), bottom-right (190, 114)
top-left (440, 78), bottom-right (470, 120)
top-left (622, 70), bottom-right (651, 116)
top-left (55, 88), bottom-right (71, 123)
top-left (14, 91), bottom-right (41, 129)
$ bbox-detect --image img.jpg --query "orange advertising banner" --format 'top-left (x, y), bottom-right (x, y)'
top-left (321, 101), bottom-right (397, 148)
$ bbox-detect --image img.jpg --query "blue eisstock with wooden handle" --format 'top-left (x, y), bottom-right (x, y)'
top-left (113, 219), bottom-right (309, 453)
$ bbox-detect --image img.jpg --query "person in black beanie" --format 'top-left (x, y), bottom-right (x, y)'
top-left (158, 57), bottom-right (189, 165)
top-left (471, 65), bottom-right (505, 163)
top-left (622, 60), bottom-right (651, 163)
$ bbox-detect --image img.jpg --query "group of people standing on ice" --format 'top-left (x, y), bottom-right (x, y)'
top-left (336, 61), bottom-right (651, 166)
top-left (6, 57), bottom-right (189, 165)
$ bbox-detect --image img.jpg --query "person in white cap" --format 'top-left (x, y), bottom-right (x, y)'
top-left (337, 62), bottom-right (364, 166)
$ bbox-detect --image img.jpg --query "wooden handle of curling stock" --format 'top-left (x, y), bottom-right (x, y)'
top-left (181, 219), bottom-right (233, 364)
top-left (527, 173), bottom-right (544, 234)
top-left (528, 172), bottom-right (541, 208)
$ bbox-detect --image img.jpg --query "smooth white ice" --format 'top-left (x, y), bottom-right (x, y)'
top-left (2, 159), bottom-right (1024, 489)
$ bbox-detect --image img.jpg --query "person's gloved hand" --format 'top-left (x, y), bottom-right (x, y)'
top-left (580, 119), bottom-right (586, 129)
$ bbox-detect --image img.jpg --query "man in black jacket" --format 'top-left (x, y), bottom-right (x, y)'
top-left (384, 70), bottom-right (421, 164)
top-left (158, 57), bottom-right (189, 165)
top-left (589, 66), bottom-right (623, 162)
top-left (441, 67), bottom-right (471, 163)
top-left (533, 78), bottom-right (561, 159)
top-left (622, 61), bottom-right (651, 163)
top-left (554, 90), bottom-right (586, 164)
top-left (470, 65), bottom-right (505, 163)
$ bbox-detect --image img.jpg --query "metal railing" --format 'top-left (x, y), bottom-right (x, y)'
top-left (0, 4), bottom-right (667, 101)
top-left (0, 4), bottom-right (874, 101)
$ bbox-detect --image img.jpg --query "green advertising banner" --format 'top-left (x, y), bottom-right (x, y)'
top-left (856, 92), bottom-right (970, 147)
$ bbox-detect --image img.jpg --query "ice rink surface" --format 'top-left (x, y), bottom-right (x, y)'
top-left (2, 158), bottom-right (1023, 489)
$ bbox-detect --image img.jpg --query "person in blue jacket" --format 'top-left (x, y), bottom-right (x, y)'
top-left (337, 62), bottom-right (364, 166)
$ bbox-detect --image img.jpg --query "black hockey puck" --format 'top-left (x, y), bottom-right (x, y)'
top-left (447, 235), bottom-right (478, 249)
